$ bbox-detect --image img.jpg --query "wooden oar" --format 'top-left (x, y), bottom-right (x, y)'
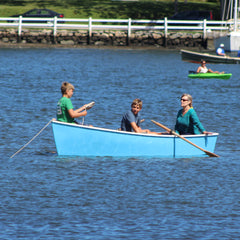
top-left (151, 120), bottom-right (219, 157)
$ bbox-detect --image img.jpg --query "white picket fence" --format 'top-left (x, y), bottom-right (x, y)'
top-left (0, 16), bottom-right (237, 39)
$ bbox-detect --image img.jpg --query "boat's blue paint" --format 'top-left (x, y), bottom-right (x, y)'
top-left (52, 121), bottom-right (219, 158)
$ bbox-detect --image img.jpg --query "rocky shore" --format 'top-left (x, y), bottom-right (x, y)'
top-left (0, 29), bottom-right (225, 49)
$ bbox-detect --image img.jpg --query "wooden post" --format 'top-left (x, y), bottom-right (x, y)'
top-left (203, 19), bottom-right (207, 49)
top-left (53, 16), bottom-right (57, 44)
top-left (203, 19), bottom-right (207, 40)
top-left (17, 16), bottom-right (22, 43)
top-left (164, 17), bottom-right (168, 47)
top-left (88, 17), bottom-right (92, 45)
top-left (127, 18), bottom-right (132, 46)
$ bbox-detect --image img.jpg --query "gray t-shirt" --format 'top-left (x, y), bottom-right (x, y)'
top-left (121, 110), bottom-right (141, 132)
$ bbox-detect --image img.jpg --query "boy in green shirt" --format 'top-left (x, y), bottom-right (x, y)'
top-left (57, 82), bottom-right (88, 123)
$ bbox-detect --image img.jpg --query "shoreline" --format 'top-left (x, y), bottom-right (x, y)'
top-left (0, 42), bottom-right (215, 51)
top-left (0, 29), bottom-right (217, 50)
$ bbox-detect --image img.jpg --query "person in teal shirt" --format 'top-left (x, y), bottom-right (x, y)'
top-left (57, 82), bottom-right (88, 124)
top-left (175, 93), bottom-right (211, 135)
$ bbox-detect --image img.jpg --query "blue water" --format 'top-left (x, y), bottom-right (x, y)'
top-left (1, 47), bottom-right (240, 239)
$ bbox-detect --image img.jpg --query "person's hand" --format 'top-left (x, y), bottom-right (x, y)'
top-left (203, 131), bottom-right (213, 135)
top-left (82, 110), bottom-right (87, 116)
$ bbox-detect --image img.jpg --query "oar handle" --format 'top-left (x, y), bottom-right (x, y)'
top-left (151, 120), bottom-right (171, 132)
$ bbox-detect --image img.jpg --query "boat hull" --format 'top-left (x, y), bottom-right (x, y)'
top-left (188, 73), bottom-right (232, 79)
top-left (52, 121), bottom-right (219, 158)
top-left (181, 49), bottom-right (240, 64)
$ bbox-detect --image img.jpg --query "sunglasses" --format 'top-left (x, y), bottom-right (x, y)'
top-left (181, 98), bottom-right (189, 101)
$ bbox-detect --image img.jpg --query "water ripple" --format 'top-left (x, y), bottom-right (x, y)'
top-left (0, 48), bottom-right (239, 239)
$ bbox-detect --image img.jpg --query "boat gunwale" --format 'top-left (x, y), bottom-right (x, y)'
top-left (52, 120), bottom-right (219, 138)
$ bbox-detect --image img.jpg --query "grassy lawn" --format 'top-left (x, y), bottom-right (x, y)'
top-left (0, 0), bottom-right (221, 19)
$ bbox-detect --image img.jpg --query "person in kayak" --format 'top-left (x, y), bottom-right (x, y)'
top-left (121, 98), bottom-right (160, 134)
top-left (57, 82), bottom-right (88, 124)
top-left (174, 93), bottom-right (212, 135)
top-left (196, 59), bottom-right (224, 74)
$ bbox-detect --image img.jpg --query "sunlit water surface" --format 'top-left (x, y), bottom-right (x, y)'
top-left (1, 48), bottom-right (239, 239)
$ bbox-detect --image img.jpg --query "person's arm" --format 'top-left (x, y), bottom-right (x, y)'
top-left (68, 108), bottom-right (87, 118)
top-left (190, 110), bottom-right (205, 132)
top-left (190, 109), bottom-right (213, 134)
top-left (217, 49), bottom-right (226, 56)
top-left (130, 122), bottom-right (160, 134)
top-left (130, 122), bottom-right (148, 133)
top-left (208, 69), bottom-right (224, 74)
top-left (75, 104), bottom-right (88, 113)
top-left (196, 66), bottom-right (201, 73)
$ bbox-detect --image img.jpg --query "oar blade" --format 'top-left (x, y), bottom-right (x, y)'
top-left (204, 150), bottom-right (219, 158)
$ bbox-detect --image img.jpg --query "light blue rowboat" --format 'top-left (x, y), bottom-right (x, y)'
top-left (52, 120), bottom-right (219, 158)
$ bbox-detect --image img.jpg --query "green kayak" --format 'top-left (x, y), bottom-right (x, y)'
top-left (188, 73), bottom-right (232, 79)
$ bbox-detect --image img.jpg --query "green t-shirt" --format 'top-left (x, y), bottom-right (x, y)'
top-left (57, 97), bottom-right (74, 123)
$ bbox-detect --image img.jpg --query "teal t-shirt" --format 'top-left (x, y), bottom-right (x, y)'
top-left (57, 97), bottom-right (74, 123)
top-left (175, 108), bottom-right (205, 134)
